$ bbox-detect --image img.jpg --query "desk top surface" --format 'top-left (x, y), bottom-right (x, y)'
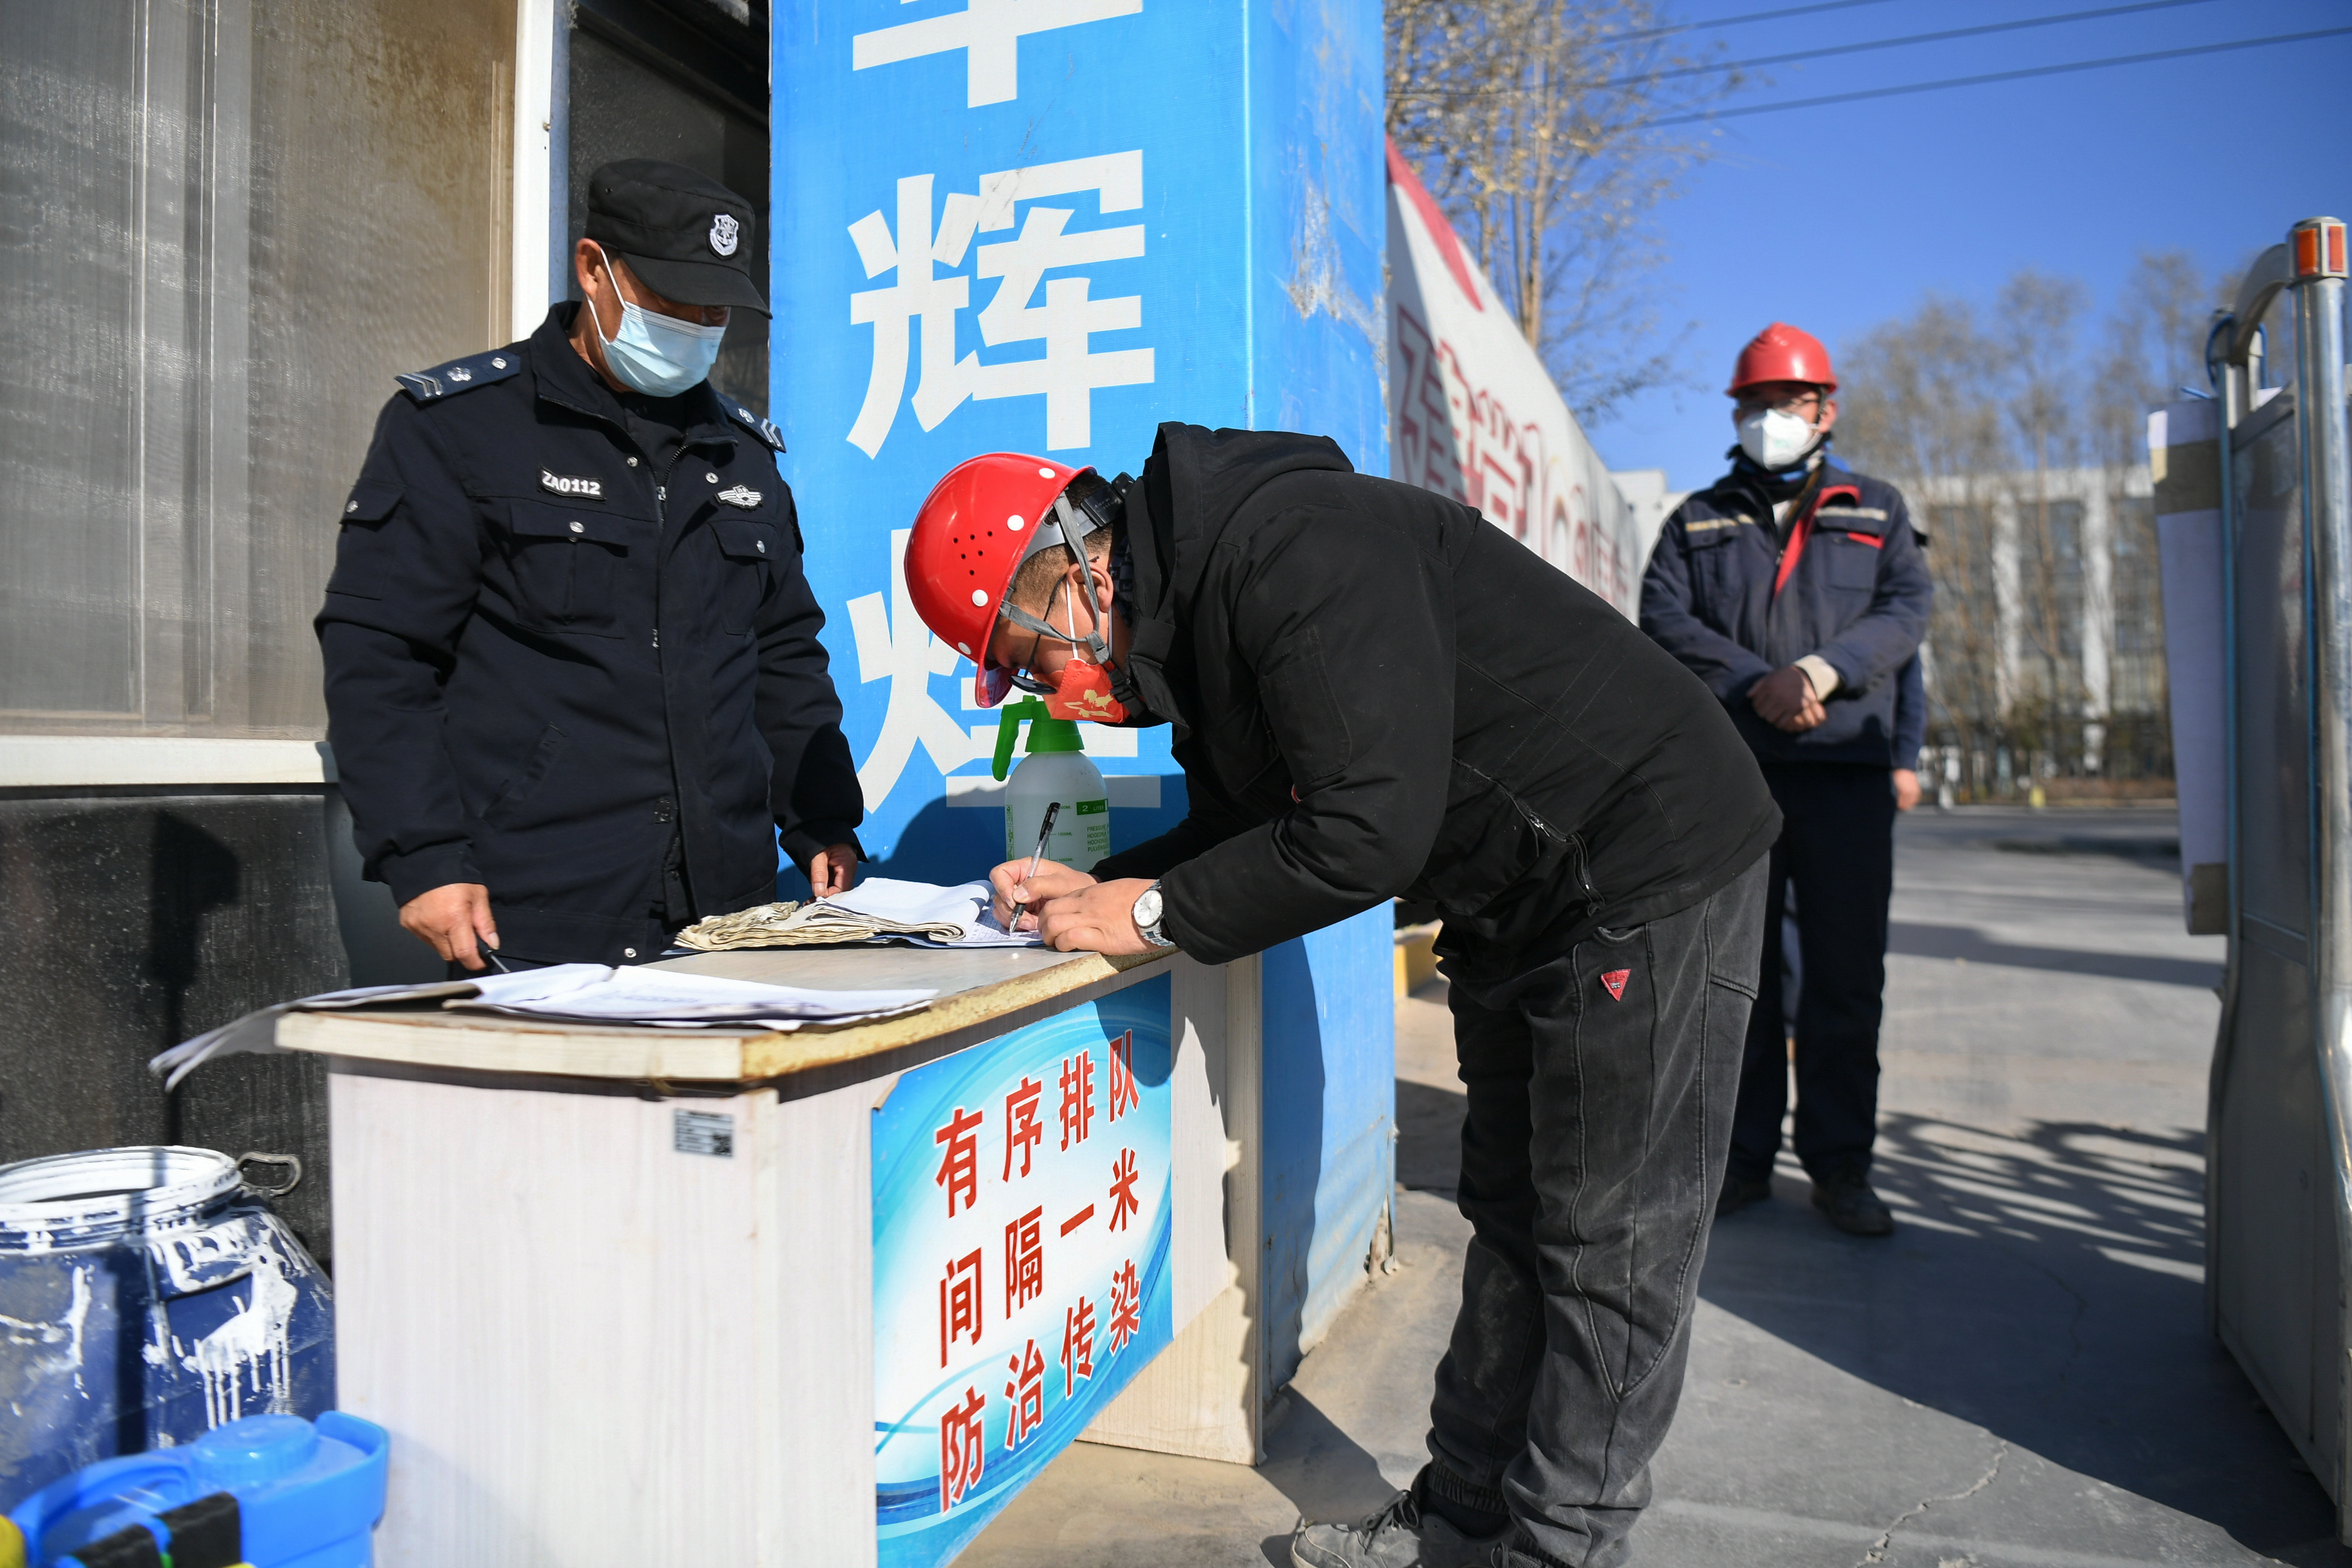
top-left (275, 945), bottom-right (1169, 1086)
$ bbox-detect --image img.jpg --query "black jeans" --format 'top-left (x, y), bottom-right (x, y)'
top-left (1424, 857), bottom-right (1766, 1567)
top-left (1727, 763), bottom-right (1896, 1183)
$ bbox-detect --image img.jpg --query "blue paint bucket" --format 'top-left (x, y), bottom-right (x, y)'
top-left (10, 1410), bottom-right (387, 1568)
top-left (0, 1147), bottom-right (335, 1512)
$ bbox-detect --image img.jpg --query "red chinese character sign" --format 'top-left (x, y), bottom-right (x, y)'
top-left (874, 977), bottom-right (1173, 1566)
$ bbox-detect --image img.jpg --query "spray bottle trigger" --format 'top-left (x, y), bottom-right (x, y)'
top-left (992, 697), bottom-right (1045, 782)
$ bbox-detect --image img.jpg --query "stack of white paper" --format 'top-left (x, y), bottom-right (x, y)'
top-left (445, 964), bottom-right (935, 1028)
top-left (673, 878), bottom-right (1037, 951)
top-left (149, 966), bottom-right (937, 1088)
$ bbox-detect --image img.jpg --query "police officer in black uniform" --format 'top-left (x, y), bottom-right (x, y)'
top-left (318, 159), bottom-right (863, 971)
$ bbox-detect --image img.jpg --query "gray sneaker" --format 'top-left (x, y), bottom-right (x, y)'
top-left (1290, 1489), bottom-right (1508, 1568)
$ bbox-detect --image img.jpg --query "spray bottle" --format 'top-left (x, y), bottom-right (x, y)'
top-left (993, 697), bottom-right (1109, 871)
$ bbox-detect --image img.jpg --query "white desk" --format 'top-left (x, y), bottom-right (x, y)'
top-left (280, 945), bottom-right (1266, 1567)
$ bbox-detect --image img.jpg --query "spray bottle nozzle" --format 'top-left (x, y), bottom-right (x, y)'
top-left (992, 697), bottom-right (1048, 781)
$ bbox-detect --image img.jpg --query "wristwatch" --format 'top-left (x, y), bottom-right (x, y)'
top-left (1132, 881), bottom-right (1177, 948)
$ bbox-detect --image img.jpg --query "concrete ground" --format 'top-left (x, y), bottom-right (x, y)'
top-left (963, 807), bottom-right (2344, 1567)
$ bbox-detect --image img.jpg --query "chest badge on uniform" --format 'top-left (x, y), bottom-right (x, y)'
top-left (716, 485), bottom-right (762, 509)
top-left (540, 470), bottom-right (605, 500)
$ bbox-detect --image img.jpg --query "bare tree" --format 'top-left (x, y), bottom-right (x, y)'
top-left (1386, 0), bottom-right (1729, 425)
top-left (1838, 259), bottom-right (2221, 798)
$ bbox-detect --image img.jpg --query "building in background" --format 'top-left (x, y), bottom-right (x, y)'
top-left (1610, 467), bottom-right (1685, 577)
top-left (0, 0), bottom-right (774, 1258)
top-left (1904, 462), bottom-right (2166, 801)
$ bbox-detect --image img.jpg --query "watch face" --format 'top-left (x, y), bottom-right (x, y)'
top-left (1134, 889), bottom-right (1162, 927)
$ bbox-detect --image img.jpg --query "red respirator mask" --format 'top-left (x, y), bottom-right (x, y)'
top-left (977, 495), bottom-right (1133, 725)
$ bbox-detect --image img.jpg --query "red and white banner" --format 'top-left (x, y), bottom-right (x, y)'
top-left (1386, 141), bottom-right (1641, 617)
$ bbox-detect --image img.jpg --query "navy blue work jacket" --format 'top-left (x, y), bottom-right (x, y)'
top-left (1640, 458), bottom-right (1932, 767)
top-left (315, 305), bottom-right (862, 963)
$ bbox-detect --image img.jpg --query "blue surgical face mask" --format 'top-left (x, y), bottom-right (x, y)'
top-left (588, 245), bottom-right (728, 397)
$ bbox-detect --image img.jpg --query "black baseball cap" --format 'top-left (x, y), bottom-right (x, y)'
top-left (583, 159), bottom-right (768, 317)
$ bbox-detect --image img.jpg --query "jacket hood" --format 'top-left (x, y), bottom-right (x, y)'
top-left (1121, 424), bottom-right (1353, 733)
top-left (1132, 422), bottom-right (1352, 625)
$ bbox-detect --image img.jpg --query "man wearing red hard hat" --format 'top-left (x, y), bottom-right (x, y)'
top-left (1638, 324), bottom-right (1934, 1239)
top-left (903, 423), bottom-right (1780, 1568)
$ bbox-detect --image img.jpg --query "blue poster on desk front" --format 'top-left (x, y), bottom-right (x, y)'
top-left (871, 975), bottom-right (1173, 1566)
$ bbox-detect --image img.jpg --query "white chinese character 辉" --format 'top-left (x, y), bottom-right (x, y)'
top-left (853, 0), bottom-right (1142, 109)
top-left (846, 150), bottom-right (1153, 457)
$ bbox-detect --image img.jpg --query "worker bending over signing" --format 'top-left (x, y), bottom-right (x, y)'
top-left (1638, 324), bottom-right (1933, 1237)
top-left (901, 425), bottom-right (1780, 1568)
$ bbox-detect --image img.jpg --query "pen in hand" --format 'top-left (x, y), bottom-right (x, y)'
top-left (1015, 801), bottom-right (1060, 930)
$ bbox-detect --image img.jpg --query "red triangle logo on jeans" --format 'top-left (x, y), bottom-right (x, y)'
top-left (1601, 969), bottom-right (1630, 1001)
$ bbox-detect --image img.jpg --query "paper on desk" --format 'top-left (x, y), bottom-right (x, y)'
top-left (443, 964), bottom-right (935, 1027)
top-left (149, 967), bottom-right (936, 1088)
top-left (146, 978), bottom-right (484, 1089)
top-left (673, 877), bottom-right (1037, 951)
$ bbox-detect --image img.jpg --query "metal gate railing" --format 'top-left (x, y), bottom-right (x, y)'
top-left (2203, 215), bottom-right (2351, 1537)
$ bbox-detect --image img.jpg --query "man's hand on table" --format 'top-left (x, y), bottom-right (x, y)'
top-left (1749, 664), bottom-right (1828, 733)
top-left (988, 860), bottom-right (1161, 954)
top-left (400, 882), bottom-right (498, 969)
top-left (807, 842), bottom-right (861, 898)
top-left (988, 857), bottom-right (1097, 930)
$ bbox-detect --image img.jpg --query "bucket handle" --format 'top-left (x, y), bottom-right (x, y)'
top-left (235, 1151), bottom-right (303, 1198)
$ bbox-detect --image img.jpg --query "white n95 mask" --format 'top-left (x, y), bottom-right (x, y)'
top-left (1737, 407), bottom-right (1819, 471)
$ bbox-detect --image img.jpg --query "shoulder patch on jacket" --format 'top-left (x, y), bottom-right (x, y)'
top-left (727, 403), bottom-right (787, 453)
top-left (396, 348), bottom-right (524, 403)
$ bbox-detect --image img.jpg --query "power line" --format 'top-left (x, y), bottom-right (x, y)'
top-left (1626, 0), bottom-right (2224, 90)
top-left (1391, 0), bottom-right (2226, 103)
top-left (1652, 25), bottom-right (2352, 124)
top-left (1612, 0), bottom-right (1908, 43)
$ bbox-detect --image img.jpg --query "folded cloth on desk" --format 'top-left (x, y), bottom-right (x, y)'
top-left (673, 878), bottom-right (1037, 951)
top-left (149, 968), bottom-right (936, 1088)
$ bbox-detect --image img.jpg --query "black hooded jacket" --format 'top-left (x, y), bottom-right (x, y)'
top-left (1092, 424), bottom-right (1780, 977)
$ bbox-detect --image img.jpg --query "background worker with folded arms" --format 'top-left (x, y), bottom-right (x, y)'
top-left (1638, 323), bottom-right (1934, 1237)
top-left (899, 425), bottom-right (1780, 1568)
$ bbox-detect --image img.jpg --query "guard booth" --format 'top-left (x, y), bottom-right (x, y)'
top-left (2158, 215), bottom-right (2351, 1534)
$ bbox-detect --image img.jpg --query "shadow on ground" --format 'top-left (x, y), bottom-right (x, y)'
top-left (1700, 1113), bottom-right (2345, 1563)
top-left (1887, 921), bottom-right (2222, 990)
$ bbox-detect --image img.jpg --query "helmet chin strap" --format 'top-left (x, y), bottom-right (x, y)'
top-left (999, 495), bottom-right (1117, 667)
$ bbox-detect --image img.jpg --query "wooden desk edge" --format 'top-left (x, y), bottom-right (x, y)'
top-left (276, 950), bottom-right (1172, 1086)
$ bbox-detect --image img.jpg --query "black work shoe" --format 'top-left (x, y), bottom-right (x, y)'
top-left (1291, 1489), bottom-right (1507, 1568)
top-left (1811, 1169), bottom-right (1895, 1236)
top-left (1716, 1170), bottom-right (1773, 1219)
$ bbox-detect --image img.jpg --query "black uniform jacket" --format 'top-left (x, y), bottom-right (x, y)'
top-left (1091, 424), bottom-right (1780, 981)
top-left (1639, 454), bottom-right (1932, 767)
top-left (316, 304), bottom-right (862, 963)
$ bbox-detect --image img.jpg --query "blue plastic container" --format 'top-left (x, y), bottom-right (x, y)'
top-left (0, 1148), bottom-right (336, 1511)
top-left (8, 1411), bottom-right (386, 1568)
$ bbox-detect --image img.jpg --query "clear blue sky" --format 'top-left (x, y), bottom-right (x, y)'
top-left (1597, 0), bottom-right (2352, 493)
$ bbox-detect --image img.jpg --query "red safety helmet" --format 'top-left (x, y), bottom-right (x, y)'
top-left (904, 452), bottom-right (1092, 705)
top-left (1727, 322), bottom-right (1838, 397)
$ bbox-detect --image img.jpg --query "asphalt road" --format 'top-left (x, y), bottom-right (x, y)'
top-left (965, 807), bottom-right (2336, 1567)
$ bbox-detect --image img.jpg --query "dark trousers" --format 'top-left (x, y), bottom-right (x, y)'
top-left (1424, 857), bottom-right (1766, 1567)
top-left (1727, 763), bottom-right (1896, 1182)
